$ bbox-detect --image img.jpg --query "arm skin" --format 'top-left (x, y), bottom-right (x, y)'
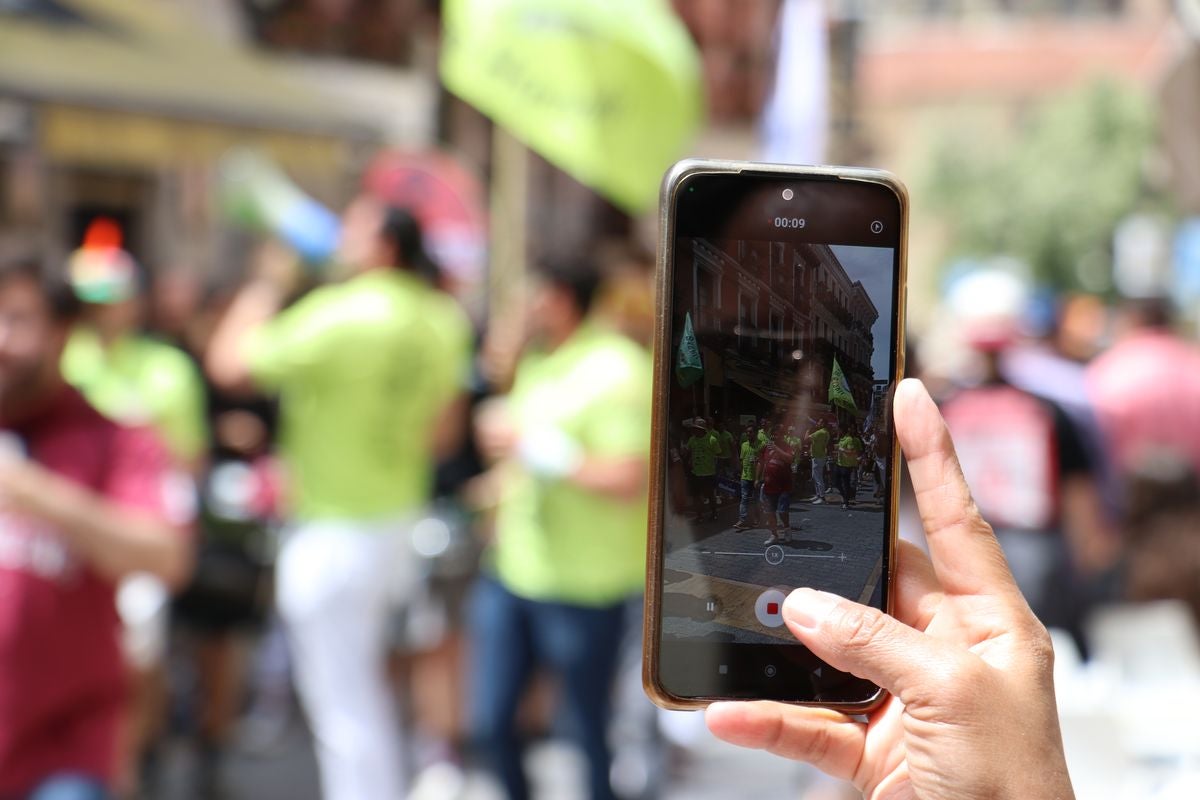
top-left (567, 456), bottom-right (647, 501)
top-left (1, 461), bottom-right (191, 590)
top-left (205, 279), bottom-right (285, 395)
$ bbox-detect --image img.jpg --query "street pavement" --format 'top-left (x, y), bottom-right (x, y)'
top-left (663, 483), bottom-right (887, 644)
top-left (157, 717), bottom-right (821, 800)
top-left (151, 482), bottom-right (885, 800)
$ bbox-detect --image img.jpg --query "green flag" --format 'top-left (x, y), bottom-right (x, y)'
top-left (676, 312), bottom-right (703, 388)
top-left (829, 357), bottom-right (857, 411)
top-left (439, 0), bottom-right (703, 212)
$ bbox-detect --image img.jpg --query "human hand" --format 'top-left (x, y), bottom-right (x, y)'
top-left (0, 457), bottom-right (59, 518)
top-left (473, 397), bottom-right (519, 465)
top-left (249, 239), bottom-right (303, 293)
top-left (706, 379), bottom-right (1075, 800)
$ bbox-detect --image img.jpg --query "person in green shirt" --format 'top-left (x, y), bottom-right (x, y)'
top-left (62, 235), bottom-right (207, 795)
top-left (207, 199), bottom-right (471, 800)
top-left (714, 417), bottom-right (737, 500)
top-left (62, 251), bottom-right (208, 473)
top-left (733, 420), bottom-right (763, 530)
top-left (785, 424), bottom-right (803, 495)
top-left (469, 258), bottom-right (651, 800)
top-left (684, 419), bottom-right (721, 521)
top-left (806, 421), bottom-right (831, 503)
top-left (834, 424), bottom-right (864, 510)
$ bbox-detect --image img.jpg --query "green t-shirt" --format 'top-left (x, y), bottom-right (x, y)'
top-left (807, 428), bottom-right (830, 459)
top-left (492, 325), bottom-right (652, 606)
top-left (785, 435), bottom-right (803, 464)
top-left (739, 439), bottom-right (761, 481)
top-left (246, 269), bottom-right (471, 520)
top-left (718, 430), bottom-right (734, 460)
top-left (686, 432), bottom-right (720, 476)
top-left (62, 328), bottom-right (208, 464)
top-left (836, 434), bottom-right (863, 468)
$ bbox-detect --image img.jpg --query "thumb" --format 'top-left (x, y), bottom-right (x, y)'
top-left (783, 588), bottom-right (969, 704)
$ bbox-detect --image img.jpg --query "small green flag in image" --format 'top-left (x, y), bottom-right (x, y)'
top-left (676, 312), bottom-right (704, 388)
top-left (829, 357), bottom-right (857, 411)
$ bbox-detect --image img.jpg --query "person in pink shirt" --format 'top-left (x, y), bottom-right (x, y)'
top-left (0, 260), bottom-right (192, 800)
top-left (1087, 298), bottom-right (1200, 489)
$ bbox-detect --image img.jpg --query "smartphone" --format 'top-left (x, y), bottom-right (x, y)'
top-left (643, 160), bottom-right (907, 711)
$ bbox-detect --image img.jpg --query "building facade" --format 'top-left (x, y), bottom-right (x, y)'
top-left (678, 236), bottom-right (878, 426)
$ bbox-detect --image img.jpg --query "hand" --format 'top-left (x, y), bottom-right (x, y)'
top-left (0, 458), bottom-right (56, 518)
top-left (706, 379), bottom-right (1074, 800)
top-left (473, 397), bottom-right (519, 465)
top-left (249, 239), bottom-right (302, 294)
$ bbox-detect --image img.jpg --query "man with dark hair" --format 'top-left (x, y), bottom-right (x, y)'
top-left (805, 419), bottom-right (830, 503)
top-left (0, 260), bottom-right (192, 800)
top-left (833, 423), bottom-right (862, 510)
top-left (733, 419), bottom-right (763, 530)
top-left (206, 196), bottom-right (472, 800)
top-left (683, 417), bottom-right (720, 521)
top-left (471, 255), bottom-right (651, 800)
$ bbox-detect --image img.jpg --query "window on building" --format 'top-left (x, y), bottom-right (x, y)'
top-left (697, 268), bottom-right (719, 332)
top-left (738, 291), bottom-right (752, 350)
top-left (772, 309), bottom-right (782, 359)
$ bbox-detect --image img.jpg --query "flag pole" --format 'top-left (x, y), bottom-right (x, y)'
top-left (488, 125), bottom-right (529, 325)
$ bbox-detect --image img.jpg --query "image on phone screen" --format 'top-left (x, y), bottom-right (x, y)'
top-left (652, 167), bottom-right (904, 706)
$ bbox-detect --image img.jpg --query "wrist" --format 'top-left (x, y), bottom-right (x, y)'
top-left (516, 428), bottom-right (584, 479)
top-left (6, 464), bottom-right (78, 524)
top-left (246, 275), bottom-right (289, 301)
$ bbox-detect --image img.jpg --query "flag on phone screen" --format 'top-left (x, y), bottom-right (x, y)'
top-left (676, 312), bottom-right (704, 388)
top-left (829, 357), bottom-right (857, 411)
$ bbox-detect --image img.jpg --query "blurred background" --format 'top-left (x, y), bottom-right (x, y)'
top-left (1, 1), bottom-right (1199, 799)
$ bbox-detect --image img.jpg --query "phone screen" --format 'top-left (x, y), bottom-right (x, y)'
top-left (652, 167), bottom-right (904, 705)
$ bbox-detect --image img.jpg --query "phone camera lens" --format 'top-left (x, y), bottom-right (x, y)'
top-left (764, 664), bottom-right (777, 678)
top-left (782, 188), bottom-right (794, 201)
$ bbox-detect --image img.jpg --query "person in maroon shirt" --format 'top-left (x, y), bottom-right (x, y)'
top-left (0, 260), bottom-right (192, 800)
top-left (757, 424), bottom-right (796, 546)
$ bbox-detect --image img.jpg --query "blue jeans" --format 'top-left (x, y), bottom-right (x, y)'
top-left (24, 775), bottom-right (110, 800)
top-left (468, 576), bottom-right (626, 800)
top-left (738, 479), bottom-right (756, 523)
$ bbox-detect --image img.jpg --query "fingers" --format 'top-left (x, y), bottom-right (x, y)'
top-left (783, 587), bottom-right (970, 705)
top-left (892, 540), bottom-right (942, 632)
top-left (892, 379), bottom-right (1016, 597)
top-left (706, 701), bottom-right (866, 782)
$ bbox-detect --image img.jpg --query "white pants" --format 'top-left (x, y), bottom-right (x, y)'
top-left (276, 516), bottom-right (419, 800)
top-left (811, 456), bottom-right (827, 497)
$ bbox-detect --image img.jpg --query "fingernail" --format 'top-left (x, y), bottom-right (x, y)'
top-left (784, 588), bottom-right (839, 631)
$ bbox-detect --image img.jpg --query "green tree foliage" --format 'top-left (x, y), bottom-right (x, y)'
top-left (925, 81), bottom-right (1159, 292)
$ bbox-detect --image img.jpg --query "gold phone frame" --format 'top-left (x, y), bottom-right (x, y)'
top-left (642, 159), bottom-right (909, 712)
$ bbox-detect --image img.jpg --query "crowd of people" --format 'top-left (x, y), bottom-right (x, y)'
top-left (0, 188), bottom-right (659, 800)
top-left (677, 413), bottom-right (889, 540)
top-left (1, 187), bottom-right (1199, 800)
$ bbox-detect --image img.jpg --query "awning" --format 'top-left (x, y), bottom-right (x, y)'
top-left (724, 365), bottom-right (795, 405)
top-left (0, 0), bottom-right (378, 168)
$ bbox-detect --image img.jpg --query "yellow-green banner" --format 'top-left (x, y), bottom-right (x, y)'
top-left (439, 0), bottom-right (703, 213)
top-left (829, 357), bottom-right (857, 411)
